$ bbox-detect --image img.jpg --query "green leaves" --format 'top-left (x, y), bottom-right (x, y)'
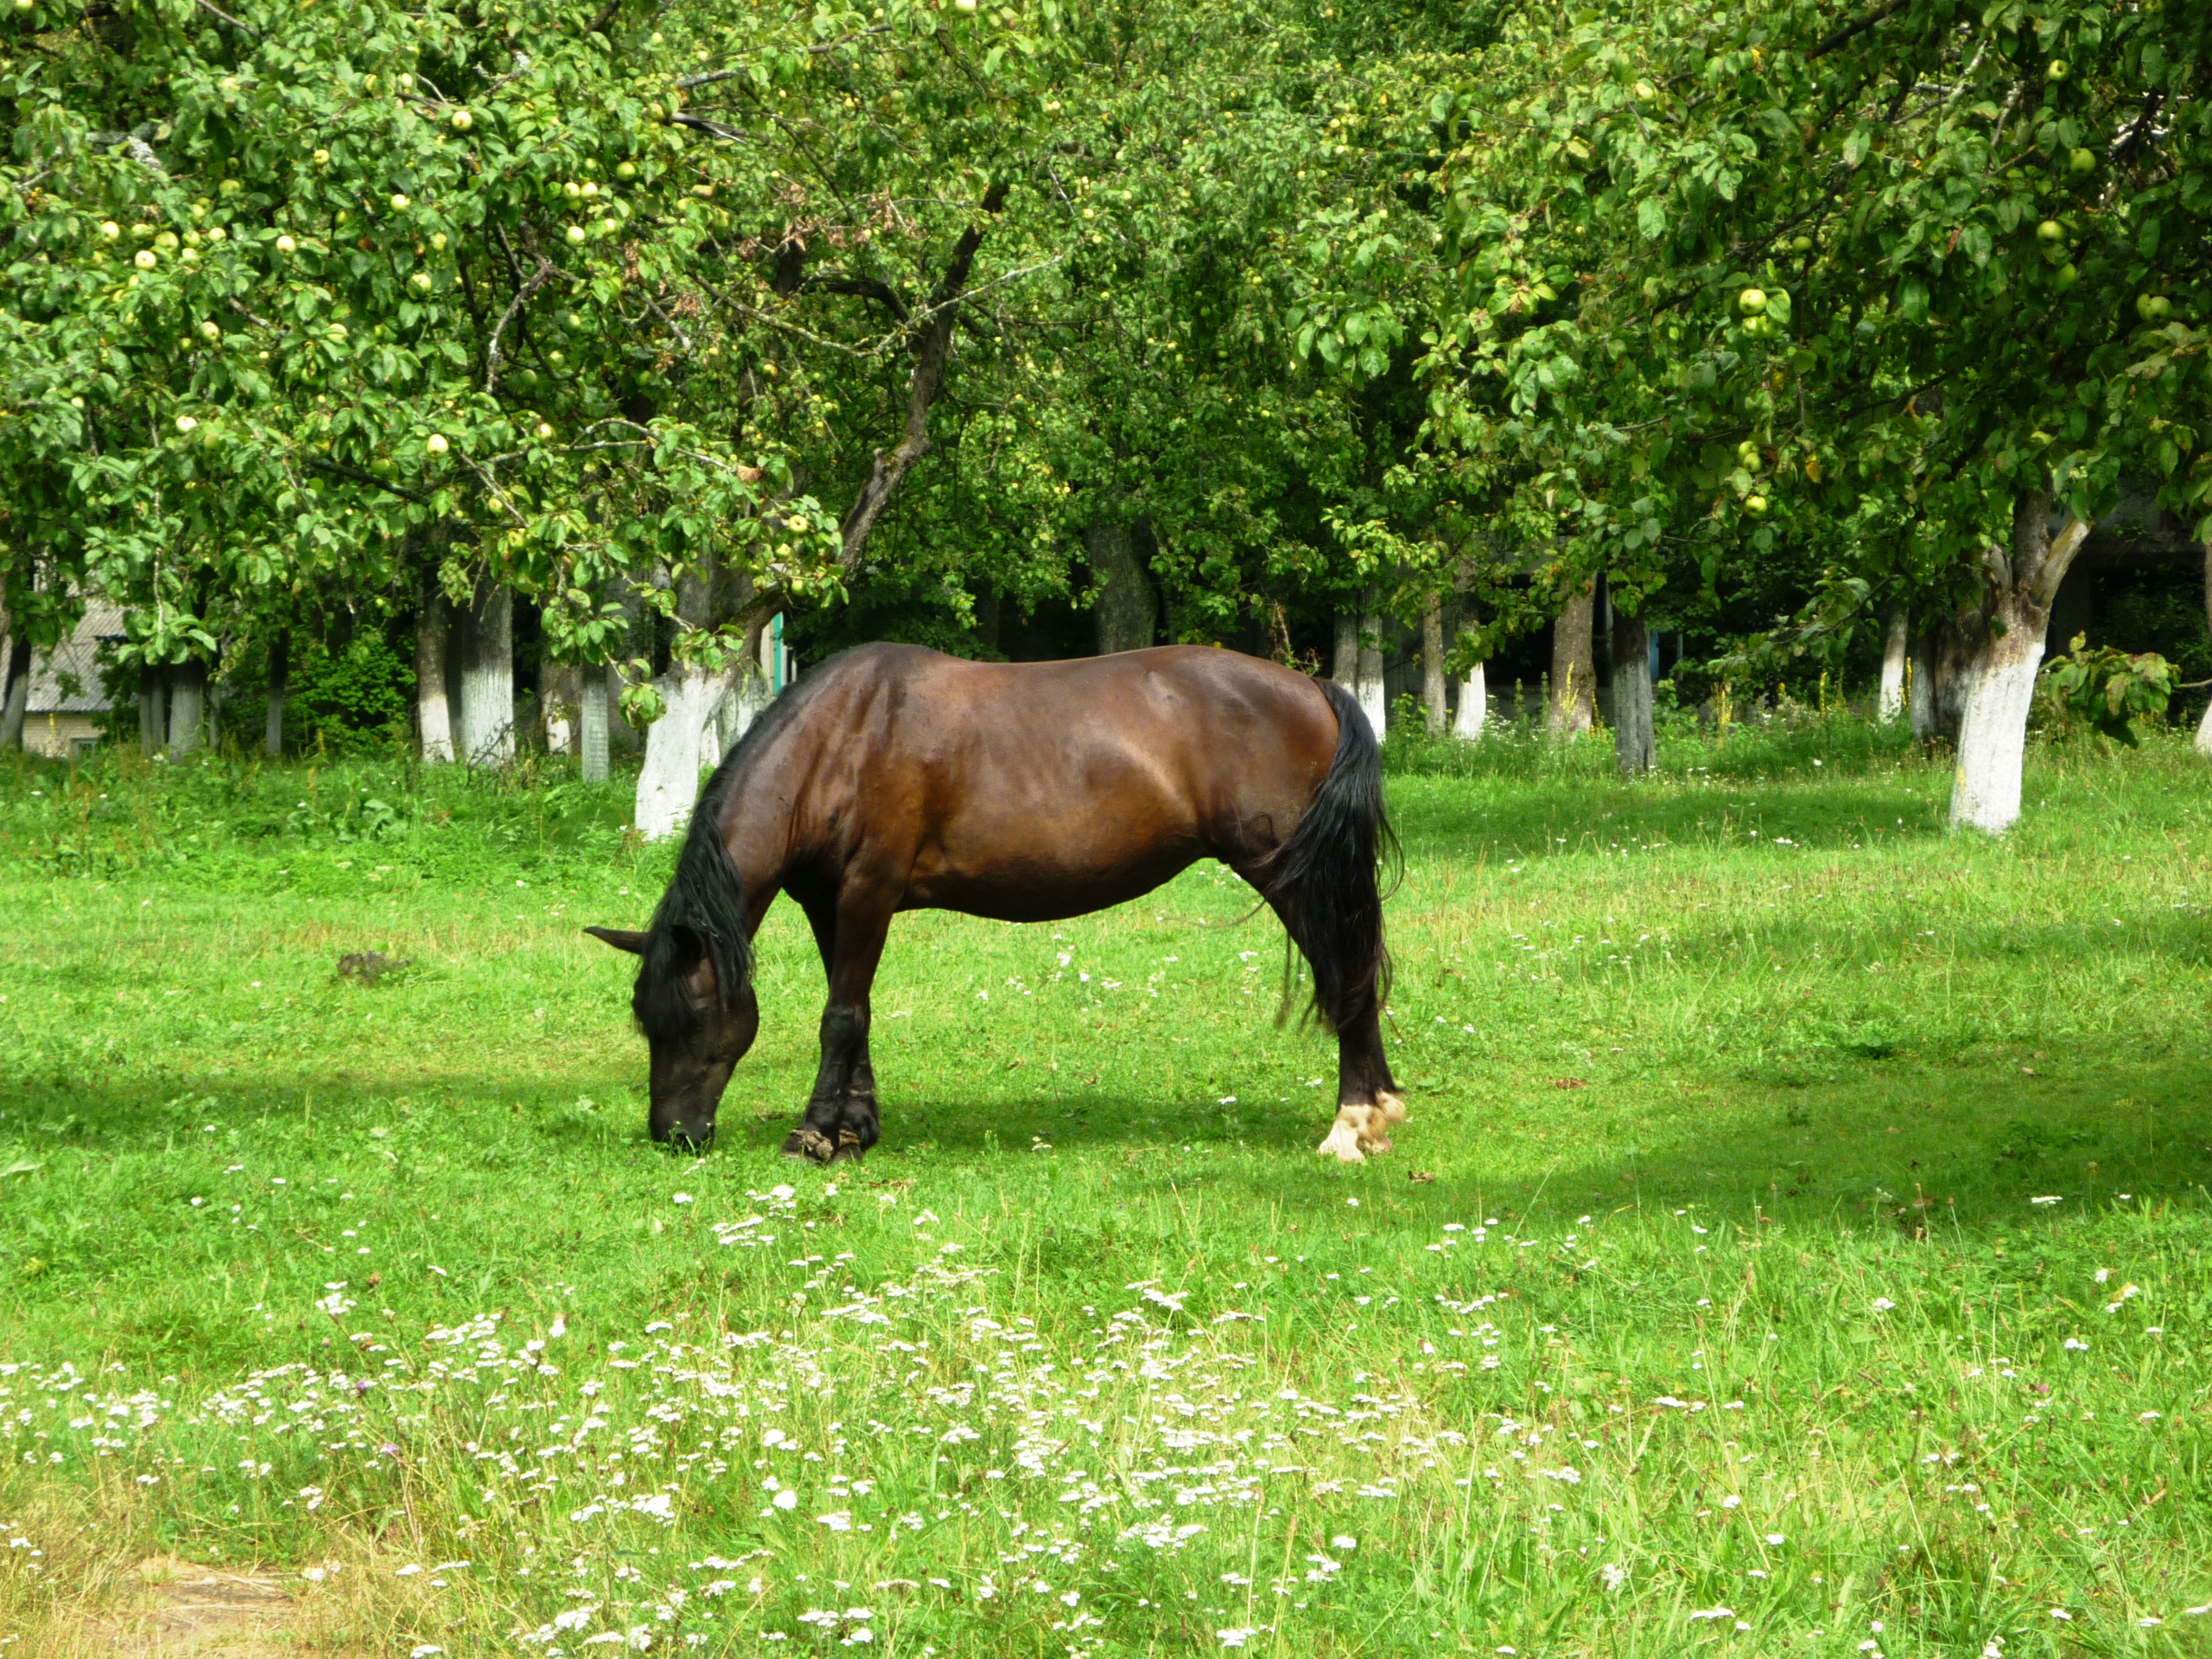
top-left (2041, 634), bottom-right (2181, 746)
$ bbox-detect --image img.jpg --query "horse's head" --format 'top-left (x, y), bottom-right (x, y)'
top-left (586, 923), bottom-right (759, 1147)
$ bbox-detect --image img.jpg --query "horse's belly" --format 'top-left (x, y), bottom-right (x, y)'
top-left (900, 813), bottom-right (1207, 923)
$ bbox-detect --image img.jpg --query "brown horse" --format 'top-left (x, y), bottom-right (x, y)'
top-left (586, 643), bottom-right (1401, 1163)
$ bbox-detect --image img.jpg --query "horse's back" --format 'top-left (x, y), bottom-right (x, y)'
top-left (784, 645), bottom-right (1339, 919)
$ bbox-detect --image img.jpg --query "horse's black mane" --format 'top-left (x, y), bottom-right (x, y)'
top-left (632, 659), bottom-right (844, 1042)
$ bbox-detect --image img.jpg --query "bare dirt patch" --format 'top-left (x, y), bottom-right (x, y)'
top-left (90, 1557), bottom-right (305, 1656)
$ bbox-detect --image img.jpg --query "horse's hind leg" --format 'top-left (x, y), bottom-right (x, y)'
top-left (783, 880), bottom-right (894, 1165)
top-left (1254, 882), bottom-right (1400, 1164)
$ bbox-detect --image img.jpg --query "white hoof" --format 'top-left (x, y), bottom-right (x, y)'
top-left (1316, 1111), bottom-right (1369, 1163)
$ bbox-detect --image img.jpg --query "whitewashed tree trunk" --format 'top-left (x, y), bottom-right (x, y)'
top-left (457, 580), bottom-right (514, 767)
top-left (416, 594), bottom-right (454, 763)
top-left (1908, 634), bottom-right (1934, 738)
top-left (580, 665), bottom-right (611, 783)
top-left (542, 664), bottom-right (578, 756)
top-left (1356, 609), bottom-right (1387, 740)
top-left (1949, 494), bottom-right (2090, 835)
top-left (167, 659), bottom-right (207, 757)
top-left (1454, 659), bottom-right (1487, 740)
top-left (635, 663), bottom-right (736, 840)
top-left (1879, 607), bottom-right (1908, 721)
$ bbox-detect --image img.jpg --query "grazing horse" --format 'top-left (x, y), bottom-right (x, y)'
top-left (586, 644), bottom-right (1401, 1163)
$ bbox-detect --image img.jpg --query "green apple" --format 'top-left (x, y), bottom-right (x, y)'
top-left (98, 221), bottom-right (119, 240)
top-left (199, 320), bottom-right (220, 341)
top-left (2069, 147), bottom-right (2096, 175)
top-left (1738, 287), bottom-right (1766, 314)
top-left (411, 272), bottom-right (432, 292)
top-left (1744, 494), bottom-right (1769, 517)
top-left (390, 192), bottom-right (410, 211)
top-left (2053, 261), bottom-right (2077, 289)
top-left (2036, 219), bottom-right (2066, 243)
top-left (275, 233), bottom-right (297, 255)
top-left (175, 415), bottom-right (198, 434)
top-left (616, 161), bottom-right (637, 180)
top-left (1790, 235), bottom-right (1812, 253)
top-left (1737, 440), bottom-right (1762, 468)
top-left (565, 224), bottom-right (586, 244)
top-left (430, 231), bottom-right (447, 251)
top-left (426, 433), bottom-right (449, 455)
top-left (2046, 59), bottom-right (2069, 81)
top-left (451, 109), bottom-right (472, 132)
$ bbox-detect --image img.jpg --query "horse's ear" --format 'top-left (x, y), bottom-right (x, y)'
top-left (666, 924), bottom-right (719, 996)
top-left (584, 926), bottom-right (649, 955)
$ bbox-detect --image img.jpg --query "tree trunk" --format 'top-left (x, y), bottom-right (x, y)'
top-left (1333, 612), bottom-right (1359, 686)
top-left (1611, 611), bottom-right (1655, 773)
top-left (1455, 659), bottom-right (1487, 741)
top-left (635, 662), bottom-right (737, 840)
top-left (139, 665), bottom-right (165, 756)
top-left (1879, 607), bottom-right (1908, 722)
top-left (1549, 580), bottom-right (1595, 737)
top-left (0, 630), bottom-right (28, 751)
top-left (1929, 621), bottom-right (1971, 743)
top-left (580, 665), bottom-right (612, 783)
top-left (417, 594), bottom-right (454, 763)
top-left (1908, 632), bottom-right (1934, 738)
top-left (2196, 541), bottom-right (2212, 759)
top-left (457, 578), bottom-right (514, 767)
top-left (1420, 595), bottom-right (1447, 733)
top-left (1950, 493), bottom-right (2090, 834)
top-left (974, 584), bottom-right (1002, 657)
top-left (1087, 523), bottom-right (1155, 655)
top-left (634, 565), bottom-right (756, 839)
top-left (1356, 608), bottom-right (1387, 740)
top-left (264, 630), bottom-right (289, 758)
top-left (543, 663), bottom-right (578, 757)
top-left (167, 658), bottom-right (207, 757)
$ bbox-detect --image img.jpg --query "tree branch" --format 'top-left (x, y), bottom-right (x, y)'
top-left (1806, 0), bottom-right (1912, 61)
top-left (484, 256), bottom-right (557, 394)
top-left (838, 180), bottom-right (1010, 569)
top-left (193, 0), bottom-right (261, 37)
top-left (801, 272), bottom-right (910, 323)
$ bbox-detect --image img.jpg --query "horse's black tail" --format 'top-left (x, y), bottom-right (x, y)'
top-left (1264, 680), bottom-right (1399, 1033)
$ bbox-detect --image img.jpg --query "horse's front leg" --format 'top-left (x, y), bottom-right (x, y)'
top-left (783, 879), bottom-right (895, 1165)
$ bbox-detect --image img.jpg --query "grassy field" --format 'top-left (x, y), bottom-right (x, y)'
top-left (1, 719), bottom-right (2210, 1657)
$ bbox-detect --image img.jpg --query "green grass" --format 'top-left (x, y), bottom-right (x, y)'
top-left (2, 726), bottom-right (2211, 1657)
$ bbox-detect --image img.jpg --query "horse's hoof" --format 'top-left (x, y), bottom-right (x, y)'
top-left (829, 1130), bottom-right (868, 1165)
top-left (781, 1128), bottom-right (836, 1164)
top-left (1376, 1090), bottom-right (1408, 1127)
top-left (1316, 1108), bottom-right (1369, 1163)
